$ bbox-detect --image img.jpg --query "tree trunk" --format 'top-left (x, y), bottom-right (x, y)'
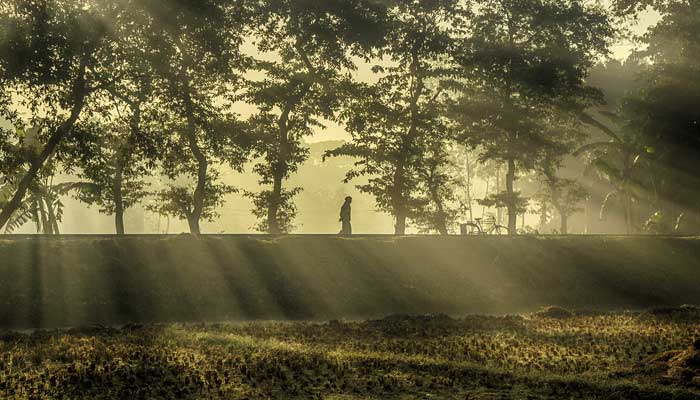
top-left (38, 196), bottom-right (50, 235)
top-left (31, 197), bottom-right (41, 233)
top-left (465, 150), bottom-right (474, 221)
top-left (0, 59), bottom-right (88, 232)
top-left (46, 198), bottom-right (60, 235)
top-left (539, 201), bottom-right (548, 232)
top-left (506, 158), bottom-right (517, 235)
top-left (186, 215), bottom-right (200, 235)
top-left (181, 79), bottom-right (207, 236)
top-left (482, 177), bottom-right (490, 219)
top-left (114, 159), bottom-right (125, 235)
top-left (395, 207), bottom-right (407, 236)
top-left (267, 171), bottom-right (283, 234)
top-left (558, 207), bottom-right (568, 235)
top-left (431, 188), bottom-right (448, 235)
top-left (267, 103), bottom-right (296, 235)
top-left (392, 158), bottom-right (407, 235)
top-left (52, 217), bottom-right (60, 235)
top-left (496, 164), bottom-right (503, 225)
top-left (112, 95), bottom-right (141, 236)
top-left (392, 43), bottom-right (423, 237)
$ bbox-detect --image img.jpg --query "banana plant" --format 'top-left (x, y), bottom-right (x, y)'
top-left (1, 171), bottom-right (96, 235)
top-left (576, 112), bottom-right (650, 234)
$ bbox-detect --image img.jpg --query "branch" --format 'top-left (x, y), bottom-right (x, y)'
top-left (579, 112), bottom-right (622, 143)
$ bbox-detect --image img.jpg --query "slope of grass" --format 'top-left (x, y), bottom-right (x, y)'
top-left (1, 235), bottom-right (700, 328)
top-left (1, 311), bottom-right (699, 399)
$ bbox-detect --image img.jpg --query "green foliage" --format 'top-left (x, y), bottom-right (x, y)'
top-left (0, 0), bottom-right (698, 235)
top-left (246, 187), bottom-right (302, 234)
top-left (243, 0), bottom-right (388, 234)
top-left (328, 0), bottom-right (464, 234)
top-left (619, 1), bottom-right (700, 230)
top-left (1, 170), bottom-right (95, 234)
top-left (147, 176), bottom-right (236, 226)
top-left (452, 0), bottom-right (615, 233)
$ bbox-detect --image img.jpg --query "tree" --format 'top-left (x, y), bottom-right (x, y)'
top-left (67, 115), bottom-right (155, 235)
top-left (0, 126), bottom-right (94, 234)
top-left (414, 138), bottom-right (458, 235)
top-left (0, 0), bottom-right (116, 232)
top-left (447, 145), bottom-right (479, 223)
top-left (63, 5), bottom-right (159, 235)
top-left (452, 0), bottom-right (615, 234)
top-left (1, 170), bottom-right (90, 235)
top-left (575, 112), bottom-right (648, 234)
top-left (535, 162), bottom-right (588, 235)
top-left (244, 0), bottom-right (388, 234)
top-left (134, 0), bottom-right (251, 234)
top-left (620, 0), bottom-right (700, 232)
top-left (533, 109), bottom-right (590, 235)
top-left (327, 0), bottom-right (465, 235)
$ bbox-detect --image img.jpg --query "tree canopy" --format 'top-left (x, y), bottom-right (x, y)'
top-left (0, 0), bottom-right (697, 236)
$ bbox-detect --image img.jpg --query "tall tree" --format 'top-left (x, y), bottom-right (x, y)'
top-left (0, 0), bottom-right (115, 231)
top-left (620, 0), bottom-right (700, 232)
top-left (135, 0), bottom-right (251, 234)
top-left (536, 157), bottom-right (588, 235)
top-left (414, 137), bottom-right (458, 235)
top-left (327, 0), bottom-right (464, 235)
top-left (65, 6), bottom-right (159, 235)
top-left (67, 114), bottom-right (155, 235)
top-left (575, 112), bottom-right (648, 234)
top-left (452, 0), bottom-right (614, 234)
top-left (245, 0), bottom-right (388, 234)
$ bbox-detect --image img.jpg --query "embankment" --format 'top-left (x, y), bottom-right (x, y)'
top-left (1, 235), bottom-right (698, 328)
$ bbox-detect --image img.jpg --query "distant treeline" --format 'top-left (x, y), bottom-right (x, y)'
top-left (0, 0), bottom-right (697, 235)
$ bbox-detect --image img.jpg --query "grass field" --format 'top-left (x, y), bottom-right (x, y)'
top-left (1, 309), bottom-right (699, 399)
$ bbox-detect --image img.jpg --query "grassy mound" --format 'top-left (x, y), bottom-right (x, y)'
top-left (1, 235), bottom-right (700, 328)
top-left (641, 339), bottom-right (700, 387)
top-left (1, 312), bottom-right (699, 399)
top-left (533, 306), bottom-right (574, 319)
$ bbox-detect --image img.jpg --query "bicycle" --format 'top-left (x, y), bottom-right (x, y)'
top-left (460, 217), bottom-right (508, 235)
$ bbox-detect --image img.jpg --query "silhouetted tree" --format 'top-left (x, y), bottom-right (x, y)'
top-left (452, 0), bottom-right (614, 234)
top-left (414, 139), bottom-right (458, 235)
top-left (133, 0), bottom-right (251, 234)
top-left (245, 0), bottom-right (388, 234)
top-left (63, 8), bottom-right (161, 235)
top-left (327, 0), bottom-right (465, 235)
top-left (621, 0), bottom-right (700, 232)
top-left (67, 115), bottom-right (155, 235)
top-left (0, 0), bottom-right (115, 232)
top-left (535, 161), bottom-right (588, 235)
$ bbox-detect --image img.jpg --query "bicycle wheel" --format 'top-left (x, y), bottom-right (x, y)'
top-left (491, 225), bottom-right (509, 235)
top-left (465, 222), bottom-right (483, 235)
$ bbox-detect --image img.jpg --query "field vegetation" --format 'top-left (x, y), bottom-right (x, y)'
top-left (1, 309), bottom-right (699, 399)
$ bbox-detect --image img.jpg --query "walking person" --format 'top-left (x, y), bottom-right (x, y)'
top-left (339, 196), bottom-right (352, 235)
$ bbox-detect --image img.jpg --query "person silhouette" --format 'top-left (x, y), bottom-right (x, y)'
top-left (339, 196), bottom-right (352, 235)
